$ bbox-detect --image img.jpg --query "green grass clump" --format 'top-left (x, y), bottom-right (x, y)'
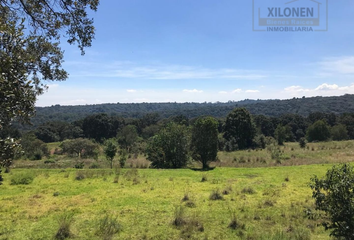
top-left (10, 172), bottom-right (35, 185)
top-left (95, 213), bottom-right (122, 240)
top-left (55, 212), bottom-right (75, 240)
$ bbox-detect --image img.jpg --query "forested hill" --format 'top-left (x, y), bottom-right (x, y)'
top-left (31, 94), bottom-right (354, 126)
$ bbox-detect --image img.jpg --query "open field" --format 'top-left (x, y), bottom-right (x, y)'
top-left (0, 164), bottom-right (339, 240)
top-left (13, 140), bottom-right (354, 170)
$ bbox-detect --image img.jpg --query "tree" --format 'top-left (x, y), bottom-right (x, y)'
top-left (0, 0), bottom-right (99, 181)
top-left (190, 117), bottom-right (218, 169)
top-left (310, 163), bottom-right (354, 239)
top-left (104, 139), bottom-right (117, 169)
top-left (82, 114), bottom-right (114, 142)
top-left (306, 120), bottom-right (331, 142)
top-left (60, 138), bottom-right (99, 159)
top-left (223, 108), bottom-right (256, 150)
top-left (21, 133), bottom-right (49, 160)
top-left (274, 124), bottom-right (287, 145)
top-left (331, 124), bottom-right (349, 141)
top-left (146, 123), bottom-right (189, 169)
top-left (117, 125), bottom-right (138, 152)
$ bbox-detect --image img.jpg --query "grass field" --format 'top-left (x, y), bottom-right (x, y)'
top-left (0, 165), bottom-right (337, 240)
top-left (2, 141), bottom-right (354, 239)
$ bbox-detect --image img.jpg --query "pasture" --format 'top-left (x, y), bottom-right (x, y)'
top-left (0, 165), bottom-right (334, 239)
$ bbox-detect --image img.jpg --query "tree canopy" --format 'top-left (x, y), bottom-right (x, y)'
top-left (191, 117), bottom-right (218, 169)
top-left (0, 0), bottom-right (99, 182)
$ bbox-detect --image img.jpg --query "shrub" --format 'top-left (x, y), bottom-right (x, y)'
top-left (44, 159), bottom-right (56, 164)
top-left (10, 172), bottom-right (34, 185)
top-left (89, 163), bottom-right (100, 169)
top-left (310, 163), bottom-right (354, 239)
top-left (74, 162), bottom-right (84, 169)
top-left (54, 212), bottom-right (75, 240)
top-left (95, 213), bottom-right (122, 240)
top-left (75, 171), bottom-right (85, 181)
top-left (299, 137), bottom-right (307, 148)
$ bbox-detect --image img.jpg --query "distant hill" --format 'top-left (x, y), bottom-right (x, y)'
top-left (29, 94), bottom-right (354, 128)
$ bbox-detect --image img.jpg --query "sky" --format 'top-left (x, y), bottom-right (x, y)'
top-left (36, 0), bottom-right (354, 106)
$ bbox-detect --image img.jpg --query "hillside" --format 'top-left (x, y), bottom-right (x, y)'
top-left (30, 94), bottom-right (354, 127)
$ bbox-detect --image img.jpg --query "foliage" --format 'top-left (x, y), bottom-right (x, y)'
top-left (146, 123), bottom-right (189, 168)
top-left (331, 124), bottom-right (349, 141)
top-left (307, 120), bottom-right (331, 142)
top-left (82, 114), bottom-right (115, 142)
top-left (0, 0), bottom-right (99, 181)
top-left (0, 138), bottom-right (20, 184)
top-left (21, 133), bottom-right (49, 160)
top-left (35, 121), bottom-right (83, 143)
top-left (104, 139), bottom-right (117, 169)
top-left (28, 95), bottom-right (354, 128)
top-left (299, 137), bottom-right (306, 148)
top-left (310, 163), bottom-right (354, 239)
top-left (117, 125), bottom-right (138, 152)
top-left (223, 108), bottom-right (256, 150)
top-left (274, 125), bottom-right (287, 145)
top-left (60, 138), bottom-right (99, 159)
top-left (190, 117), bottom-right (218, 169)
top-left (118, 149), bottom-right (127, 168)
top-left (10, 172), bottom-right (34, 185)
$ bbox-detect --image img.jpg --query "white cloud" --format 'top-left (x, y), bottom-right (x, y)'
top-left (67, 61), bottom-right (267, 80)
top-left (319, 56), bottom-right (354, 74)
top-left (232, 89), bottom-right (242, 93)
top-left (284, 83), bottom-right (354, 97)
top-left (126, 89), bottom-right (137, 93)
top-left (219, 91), bottom-right (228, 94)
top-left (183, 89), bottom-right (203, 93)
top-left (284, 86), bottom-right (310, 92)
top-left (245, 90), bottom-right (260, 93)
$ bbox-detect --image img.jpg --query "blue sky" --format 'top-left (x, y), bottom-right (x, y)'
top-left (37, 0), bottom-right (354, 106)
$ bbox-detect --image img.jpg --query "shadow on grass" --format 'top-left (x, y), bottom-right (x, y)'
top-left (190, 167), bottom-right (215, 172)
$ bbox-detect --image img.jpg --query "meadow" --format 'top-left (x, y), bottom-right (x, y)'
top-left (1, 141), bottom-right (354, 239)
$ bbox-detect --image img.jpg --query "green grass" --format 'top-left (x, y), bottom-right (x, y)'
top-left (0, 165), bottom-right (335, 239)
top-left (3, 140), bottom-right (354, 239)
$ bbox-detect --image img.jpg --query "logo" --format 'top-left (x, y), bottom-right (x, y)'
top-left (252, 0), bottom-right (328, 32)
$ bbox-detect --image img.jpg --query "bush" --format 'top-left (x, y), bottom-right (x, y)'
top-left (299, 137), bottom-right (306, 148)
top-left (310, 163), bottom-right (354, 239)
top-left (75, 171), bottom-right (85, 181)
top-left (74, 162), bottom-right (84, 169)
top-left (10, 172), bottom-right (34, 185)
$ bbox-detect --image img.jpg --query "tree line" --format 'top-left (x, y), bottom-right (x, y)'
top-left (18, 94), bottom-right (354, 131)
top-left (2, 108), bottom-right (354, 171)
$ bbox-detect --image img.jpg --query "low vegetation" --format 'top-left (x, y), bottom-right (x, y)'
top-left (0, 165), bottom-right (340, 239)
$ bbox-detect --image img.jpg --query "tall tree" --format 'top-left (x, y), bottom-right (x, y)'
top-left (0, 0), bottom-right (99, 182)
top-left (306, 120), bottom-right (331, 142)
top-left (223, 108), bottom-right (256, 150)
top-left (104, 139), bottom-right (117, 169)
top-left (117, 125), bottom-right (138, 152)
top-left (191, 117), bottom-right (218, 169)
top-left (146, 123), bottom-right (189, 169)
top-left (82, 114), bottom-right (113, 142)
